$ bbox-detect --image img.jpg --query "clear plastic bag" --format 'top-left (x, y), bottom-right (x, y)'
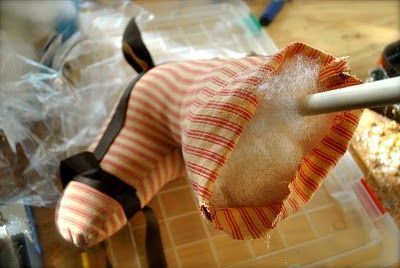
top-left (61, 0), bottom-right (152, 87)
top-left (0, 1), bottom-right (151, 207)
top-left (0, 46), bottom-right (66, 206)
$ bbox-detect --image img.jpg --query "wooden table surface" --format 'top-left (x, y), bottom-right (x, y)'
top-left (245, 0), bottom-right (399, 81)
top-left (34, 1), bottom-right (399, 267)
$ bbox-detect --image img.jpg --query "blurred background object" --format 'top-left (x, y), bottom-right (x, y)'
top-left (351, 39), bottom-right (400, 229)
top-left (258, 0), bottom-right (286, 26)
top-left (380, 40), bottom-right (400, 78)
top-left (368, 40), bottom-right (400, 123)
top-left (0, 0), bottom-right (79, 60)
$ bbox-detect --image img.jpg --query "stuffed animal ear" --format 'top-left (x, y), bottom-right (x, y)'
top-left (122, 17), bottom-right (154, 73)
top-left (56, 181), bottom-right (127, 248)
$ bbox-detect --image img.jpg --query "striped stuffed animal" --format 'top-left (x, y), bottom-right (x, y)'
top-left (56, 18), bottom-right (362, 267)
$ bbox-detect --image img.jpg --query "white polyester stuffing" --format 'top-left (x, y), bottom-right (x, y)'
top-left (210, 55), bottom-right (335, 208)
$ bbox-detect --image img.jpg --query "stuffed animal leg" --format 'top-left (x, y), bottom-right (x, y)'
top-left (56, 19), bottom-right (362, 252)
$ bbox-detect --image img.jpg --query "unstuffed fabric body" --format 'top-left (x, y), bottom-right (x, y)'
top-left (56, 42), bottom-right (362, 247)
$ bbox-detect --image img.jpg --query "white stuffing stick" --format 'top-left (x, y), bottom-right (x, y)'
top-left (298, 76), bottom-right (400, 116)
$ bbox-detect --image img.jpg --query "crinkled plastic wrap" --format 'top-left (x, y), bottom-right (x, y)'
top-left (0, 1), bottom-right (151, 207)
top-left (62, 1), bottom-right (152, 86)
top-left (0, 46), bottom-right (65, 206)
top-left (0, 41), bottom-right (112, 206)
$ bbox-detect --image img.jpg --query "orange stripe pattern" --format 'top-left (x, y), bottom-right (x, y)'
top-left (56, 42), bottom-right (362, 245)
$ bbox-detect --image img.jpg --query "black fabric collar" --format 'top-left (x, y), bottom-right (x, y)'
top-left (60, 151), bottom-right (140, 219)
top-left (59, 71), bottom-right (147, 219)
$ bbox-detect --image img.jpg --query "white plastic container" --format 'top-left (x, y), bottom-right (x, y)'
top-left (230, 152), bottom-right (400, 267)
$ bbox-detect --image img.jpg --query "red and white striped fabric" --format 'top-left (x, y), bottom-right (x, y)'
top-left (56, 42), bottom-right (362, 246)
top-left (56, 181), bottom-right (127, 247)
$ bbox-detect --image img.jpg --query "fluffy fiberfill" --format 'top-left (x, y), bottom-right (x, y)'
top-left (210, 55), bottom-right (336, 208)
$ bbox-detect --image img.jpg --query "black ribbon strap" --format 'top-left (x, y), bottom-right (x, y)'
top-left (60, 151), bottom-right (100, 186)
top-left (93, 72), bottom-right (145, 160)
top-left (60, 152), bottom-right (140, 219)
top-left (143, 206), bottom-right (167, 268)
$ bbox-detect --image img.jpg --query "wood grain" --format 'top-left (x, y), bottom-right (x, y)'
top-left (245, 0), bottom-right (399, 81)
